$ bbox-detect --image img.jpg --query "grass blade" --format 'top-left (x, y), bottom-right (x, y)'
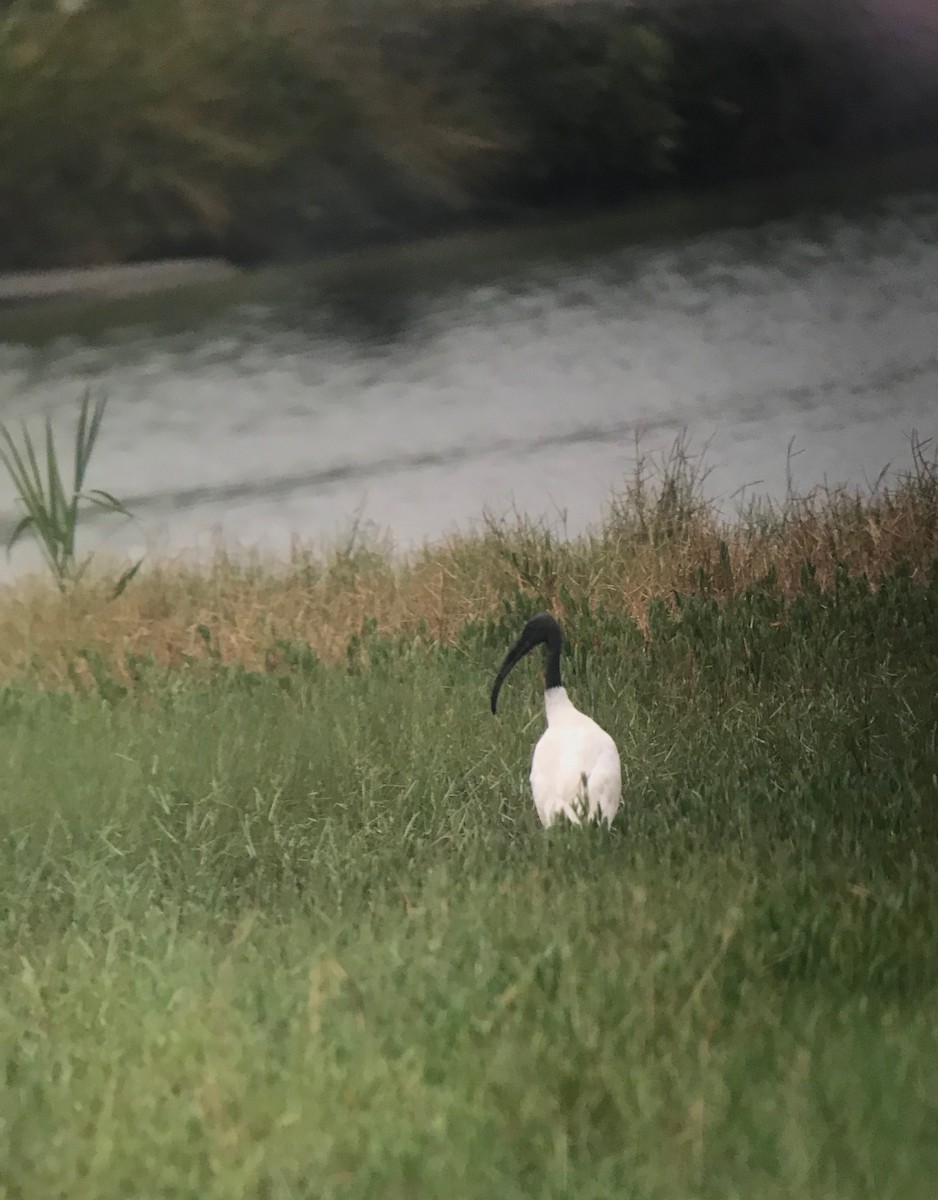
top-left (45, 415), bottom-right (70, 565)
top-left (112, 557), bottom-right (144, 599)
top-left (85, 489), bottom-right (134, 517)
top-left (1, 424), bottom-right (44, 515)
top-left (6, 513), bottom-right (35, 550)
top-left (74, 390), bottom-right (107, 497)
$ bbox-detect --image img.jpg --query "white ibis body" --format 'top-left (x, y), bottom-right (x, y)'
top-left (490, 613), bottom-right (621, 828)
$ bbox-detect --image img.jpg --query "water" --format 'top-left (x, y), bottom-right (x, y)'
top-left (1, 189), bottom-right (936, 579)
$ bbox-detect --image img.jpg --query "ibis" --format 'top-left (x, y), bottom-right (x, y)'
top-left (490, 612), bottom-right (621, 827)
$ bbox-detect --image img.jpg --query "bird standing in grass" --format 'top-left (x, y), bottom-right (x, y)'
top-left (490, 613), bottom-right (621, 827)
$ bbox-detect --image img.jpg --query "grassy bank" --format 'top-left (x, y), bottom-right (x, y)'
top-left (2, 438), bottom-right (936, 687)
top-left (2, 446), bottom-right (938, 1196)
top-left (2, 0), bottom-right (936, 270)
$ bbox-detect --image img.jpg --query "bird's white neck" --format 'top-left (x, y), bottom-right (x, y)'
top-left (544, 686), bottom-right (576, 724)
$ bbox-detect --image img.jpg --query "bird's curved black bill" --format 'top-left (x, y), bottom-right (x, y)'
top-left (490, 637), bottom-right (533, 714)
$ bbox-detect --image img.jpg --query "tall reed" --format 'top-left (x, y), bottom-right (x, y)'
top-left (0, 389), bottom-right (140, 593)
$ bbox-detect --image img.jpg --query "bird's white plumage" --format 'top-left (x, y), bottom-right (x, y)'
top-left (529, 687), bottom-right (622, 827)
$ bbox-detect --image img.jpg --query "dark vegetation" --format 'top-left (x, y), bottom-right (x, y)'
top-left (1, 0), bottom-right (936, 269)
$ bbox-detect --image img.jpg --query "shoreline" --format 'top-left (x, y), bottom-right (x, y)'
top-left (1, 149), bottom-right (937, 323)
top-left (0, 257), bottom-right (239, 307)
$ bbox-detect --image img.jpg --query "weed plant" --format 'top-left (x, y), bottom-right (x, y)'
top-left (0, 390), bottom-right (139, 593)
top-left (1, 444), bottom-right (937, 1196)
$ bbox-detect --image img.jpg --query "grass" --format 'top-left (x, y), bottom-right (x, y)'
top-left (0, 389), bottom-right (139, 593)
top-left (1, 444), bottom-right (938, 1197)
top-left (0, 434), bottom-right (935, 688)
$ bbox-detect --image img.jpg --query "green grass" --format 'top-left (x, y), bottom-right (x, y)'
top-left (0, 389), bottom-right (139, 593)
top-left (2, 562), bottom-right (938, 1197)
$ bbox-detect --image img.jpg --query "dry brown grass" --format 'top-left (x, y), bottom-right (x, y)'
top-left (2, 438), bottom-right (936, 689)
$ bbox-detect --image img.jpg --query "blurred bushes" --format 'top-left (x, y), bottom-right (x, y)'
top-left (662, 0), bottom-right (882, 183)
top-left (0, 0), bottom-right (936, 270)
top-left (0, 0), bottom-right (355, 267)
top-left (393, 2), bottom-right (678, 202)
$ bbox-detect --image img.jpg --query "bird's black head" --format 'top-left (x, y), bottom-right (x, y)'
top-left (490, 612), bottom-right (563, 714)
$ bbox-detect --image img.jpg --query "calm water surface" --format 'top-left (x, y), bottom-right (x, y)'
top-left (1, 190), bottom-right (936, 578)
